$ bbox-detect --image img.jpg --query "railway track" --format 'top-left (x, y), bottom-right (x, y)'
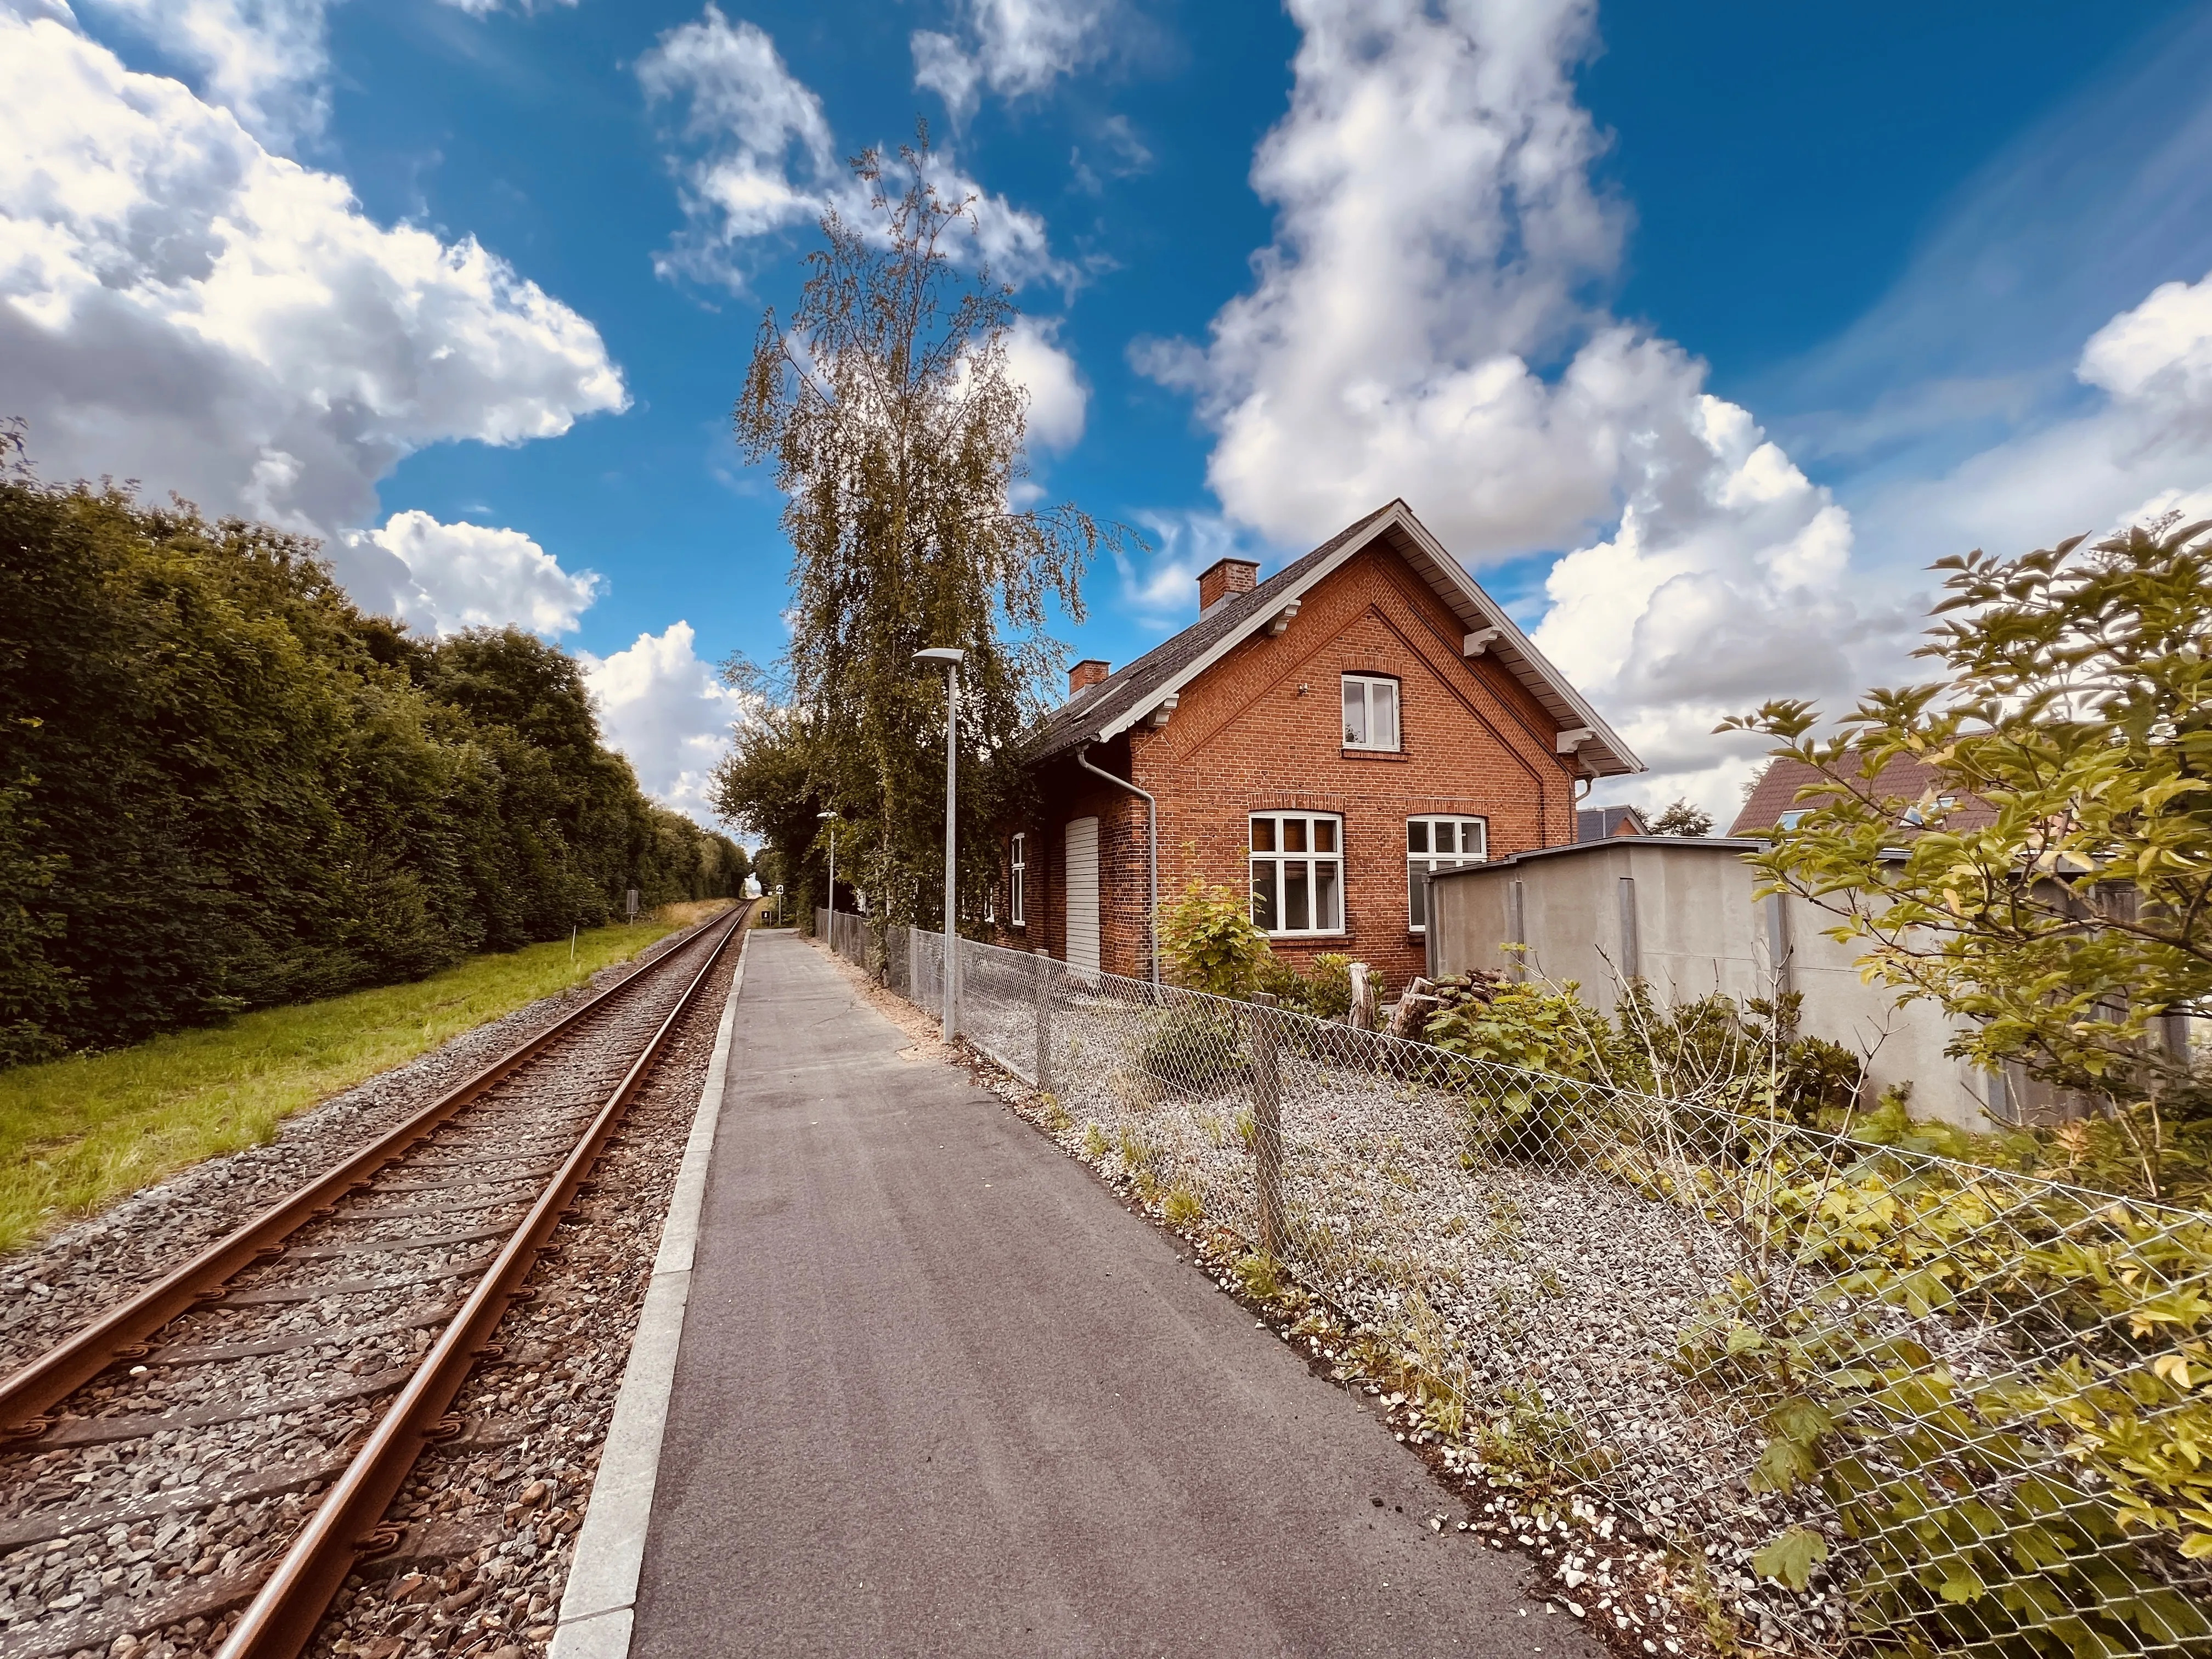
top-left (0, 902), bottom-right (752, 1659)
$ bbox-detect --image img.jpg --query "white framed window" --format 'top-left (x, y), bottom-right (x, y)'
top-left (1342, 674), bottom-right (1400, 752)
top-left (1250, 812), bottom-right (1344, 935)
top-left (1407, 816), bottom-right (1487, 930)
top-left (1009, 833), bottom-right (1026, 927)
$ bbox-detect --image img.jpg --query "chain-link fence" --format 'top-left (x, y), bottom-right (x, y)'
top-left (833, 923), bottom-right (2212, 1657)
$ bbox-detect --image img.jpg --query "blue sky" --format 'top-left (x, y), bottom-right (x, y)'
top-left (7, 0), bottom-right (2212, 827)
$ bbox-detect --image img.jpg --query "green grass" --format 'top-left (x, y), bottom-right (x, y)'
top-left (0, 902), bottom-right (733, 1256)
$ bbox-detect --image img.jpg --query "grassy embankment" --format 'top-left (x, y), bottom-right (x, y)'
top-left (0, 901), bottom-right (735, 1255)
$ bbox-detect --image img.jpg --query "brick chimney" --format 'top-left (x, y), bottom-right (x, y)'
top-left (1068, 658), bottom-right (1110, 696)
top-left (1198, 557), bottom-right (1260, 613)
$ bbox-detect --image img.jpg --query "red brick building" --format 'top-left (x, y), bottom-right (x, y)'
top-left (995, 500), bottom-right (1641, 988)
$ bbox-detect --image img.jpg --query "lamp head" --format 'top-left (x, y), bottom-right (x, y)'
top-left (913, 647), bottom-right (966, 667)
top-left (817, 810), bottom-right (834, 820)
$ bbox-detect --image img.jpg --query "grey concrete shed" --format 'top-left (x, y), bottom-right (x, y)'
top-left (1421, 836), bottom-right (2006, 1130)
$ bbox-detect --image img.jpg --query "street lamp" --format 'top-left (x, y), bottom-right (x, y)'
top-left (817, 809), bottom-right (837, 935)
top-left (914, 646), bottom-right (965, 1042)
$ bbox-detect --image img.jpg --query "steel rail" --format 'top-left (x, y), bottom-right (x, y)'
top-left (213, 901), bottom-right (750, 1658)
top-left (0, 904), bottom-right (747, 1441)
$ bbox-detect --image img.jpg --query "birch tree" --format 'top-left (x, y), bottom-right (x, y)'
top-left (727, 131), bottom-right (1128, 927)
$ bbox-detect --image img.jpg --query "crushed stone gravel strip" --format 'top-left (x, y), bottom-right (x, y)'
top-left (0, 918), bottom-right (740, 1659)
top-left (544, 926), bottom-right (747, 1659)
top-left (34, 1368), bottom-right (414, 1451)
top-left (302, 925), bottom-right (749, 1659)
top-left (0, 921), bottom-right (719, 1378)
top-left (804, 936), bottom-right (1729, 1659)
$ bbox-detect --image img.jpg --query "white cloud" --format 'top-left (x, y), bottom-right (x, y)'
top-left (637, 4), bottom-right (836, 287)
top-left (912, 0), bottom-right (1114, 122)
top-left (437, 0), bottom-right (576, 15)
top-left (1004, 315), bottom-right (1086, 450)
top-left (0, 8), bottom-right (628, 549)
top-left (1147, 0), bottom-right (1898, 825)
top-left (1534, 397), bottom-right (1900, 822)
top-left (911, 31), bottom-right (982, 124)
top-left (1163, 0), bottom-right (1633, 558)
top-left (76, 0), bottom-right (334, 150)
top-left (583, 622), bottom-right (743, 826)
top-left (643, 6), bottom-right (1074, 296)
top-left (341, 510), bottom-right (600, 637)
top-left (2080, 271), bottom-right (2212, 422)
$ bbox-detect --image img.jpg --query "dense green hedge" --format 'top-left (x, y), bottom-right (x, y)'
top-left (0, 472), bottom-right (748, 1066)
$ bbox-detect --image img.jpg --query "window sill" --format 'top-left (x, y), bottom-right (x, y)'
top-left (1340, 747), bottom-right (1408, 761)
top-left (1262, 931), bottom-right (1348, 941)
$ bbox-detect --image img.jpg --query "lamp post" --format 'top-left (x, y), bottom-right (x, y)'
top-left (818, 809), bottom-right (836, 936)
top-left (914, 647), bottom-right (965, 1043)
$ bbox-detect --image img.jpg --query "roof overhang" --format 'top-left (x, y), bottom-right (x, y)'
top-left (1093, 501), bottom-right (1643, 777)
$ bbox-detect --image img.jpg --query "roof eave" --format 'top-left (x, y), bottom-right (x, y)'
top-left (1086, 510), bottom-right (1406, 745)
top-left (1032, 499), bottom-right (1644, 778)
top-left (1384, 509), bottom-right (1644, 778)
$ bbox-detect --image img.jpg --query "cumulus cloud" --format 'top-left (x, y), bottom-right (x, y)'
top-left (583, 622), bottom-right (744, 827)
top-left (1532, 398), bottom-right (1904, 816)
top-left (912, 0), bottom-right (1115, 123)
top-left (0, 7), bottom-right (628, 550)
top-left (340, 511), bottom-right (601, 638)
top-left (1004, 315), bottom-right (1086, 451)
top-left (1160, 0), bottom-right (1637, 558)
top-left (1144, 0), bottom-right (1895, 821)
top-left (642, 5), bottom-right (1071, 293)
top-left (77, 0), bottom-right (335, 150)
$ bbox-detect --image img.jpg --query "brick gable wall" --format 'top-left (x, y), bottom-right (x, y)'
top-left (998, 541), bottom-right (1585, 990)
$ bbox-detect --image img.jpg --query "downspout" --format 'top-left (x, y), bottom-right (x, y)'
top-left (1076, 742), bottom-right (1159, 985)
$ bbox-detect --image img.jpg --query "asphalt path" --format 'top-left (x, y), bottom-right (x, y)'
top-left (629, 930), bottom-right (1598, 1658)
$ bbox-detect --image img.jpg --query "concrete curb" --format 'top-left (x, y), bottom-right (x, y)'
top-left (548, 924), bottom-right (750, 1659)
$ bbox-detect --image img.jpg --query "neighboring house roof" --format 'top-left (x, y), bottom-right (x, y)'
top-left (1027, 499), bottom-right (1642, 776)
top-left (1577, 805), bottom-right (1649, 842)
top-left (1729, 755), bottom-right (1999, 837)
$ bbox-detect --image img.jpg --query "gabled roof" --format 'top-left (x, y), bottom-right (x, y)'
top-left (1577, 805), bottom-right (1650, 842)
top-left (1027, 499), bottom-right (1641, 776)
top-left (1729, 755), bottom-right (1999, 838)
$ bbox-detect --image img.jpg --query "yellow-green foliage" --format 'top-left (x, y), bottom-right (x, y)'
top-left (1161, 880), bottom-right (1273, 998)
top-left (1726, 518), bottom-right (2212, 1185)
top-left (0, 912), bottom-right (704, 1253)
top-left (1675, 1130), bottom-right (2212, 1655)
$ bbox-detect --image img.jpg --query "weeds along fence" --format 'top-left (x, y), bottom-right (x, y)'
top-left (821, 920), bottom-right (2212, 1658)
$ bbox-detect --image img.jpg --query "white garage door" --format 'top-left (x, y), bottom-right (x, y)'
top-left (1064, 816), bottom-right (1100, 976)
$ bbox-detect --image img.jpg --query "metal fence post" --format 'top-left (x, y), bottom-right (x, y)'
top-left (1249, 991), bottom-right (1286, 1259)
top-left (1032, 947), bottom-right (1053, 1096)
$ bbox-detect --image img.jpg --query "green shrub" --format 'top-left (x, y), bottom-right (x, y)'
top-left (1137, 1001), bottom-right (1248, 1100)
top-left (1258, 951), bottom-right (1357, 1020)
top-left (1161, 881), bottom-right (1272, 998)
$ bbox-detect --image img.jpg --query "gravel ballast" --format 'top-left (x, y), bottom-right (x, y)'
top-left (0, 924), bottom-right (715, 1380)
top-left (0, 916), bottom-right (745, 1659)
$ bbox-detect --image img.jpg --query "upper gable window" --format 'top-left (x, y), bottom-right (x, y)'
top-left (1342, 674), bottom-right (1400, 752)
